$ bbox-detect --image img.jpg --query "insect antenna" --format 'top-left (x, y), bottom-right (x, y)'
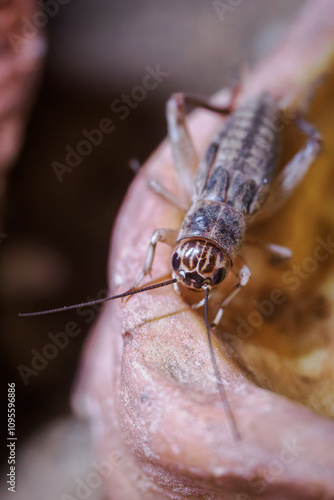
top-left (19, 278), bottom-right (177, 317)
top-left (204, 288), bottom-right (241, 441)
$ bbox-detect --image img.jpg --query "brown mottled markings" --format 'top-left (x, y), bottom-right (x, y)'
top-left (258, 124), bottom-right (275, 142)
top-left (262, 114), bottom-right (279, 132)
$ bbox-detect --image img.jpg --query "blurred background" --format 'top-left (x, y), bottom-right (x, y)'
top-left (0, 0), bottom-right (306, 498)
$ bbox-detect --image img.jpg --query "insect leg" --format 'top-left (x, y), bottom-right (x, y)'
top-left (212, 261), bottom-right (251, 327)
top-left (149, 180), bottom-right (189, 213)
top-left (176, 92), bottom-right (237, 114)
top-left (166, 93), bottom-right (199, 201)
top-left (166, 91), bottom-right (236, 201)
top-left (256, 118), bottom-right (322, 221)
top-left (131, 228), bottom-right (178, 290)
top-left (244, 237), bottom-right (292, 263)
top-left (191, 293), bottom-right (213, 310)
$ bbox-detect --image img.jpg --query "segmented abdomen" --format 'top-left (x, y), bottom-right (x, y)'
top-left (196, 93), bottom-right (281, 212)
top-left (179, 93), bottom-right (281, 258)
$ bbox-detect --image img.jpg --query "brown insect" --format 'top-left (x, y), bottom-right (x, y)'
top-left (20, 90), bottom-right (322, 441)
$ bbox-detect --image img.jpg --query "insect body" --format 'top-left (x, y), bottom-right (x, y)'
top-left (139, 91), bottom-right (320, 331)
top-left (170, 93), bottom-right (280, 297)
top-left (20, 90), bottom-right (322, 441)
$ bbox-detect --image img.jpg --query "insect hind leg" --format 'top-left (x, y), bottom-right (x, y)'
top-left (257, 117), bottom-right (322, 222)
top-left (149, 180), bottom-right (189, 213)
top-left (244, 237), bottom-right (292, 265)
top-left (166, 90), bottom-right (238, 202)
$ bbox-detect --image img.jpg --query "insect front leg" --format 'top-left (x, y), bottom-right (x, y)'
top-left (131, 228), bottom-right (178, 290)
top-left (191, 292), bottom-right (213, 310)
top-left (212, 259), bottom-right (251, 327)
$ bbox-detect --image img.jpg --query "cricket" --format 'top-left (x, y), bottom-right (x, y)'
top-left (19, 88), bottom-right (322, 441)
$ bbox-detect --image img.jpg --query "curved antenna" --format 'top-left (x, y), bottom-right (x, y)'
top-left (204, 288), bottom-right (241, 441)
top-left (19, 278), bottom-right (177, 317)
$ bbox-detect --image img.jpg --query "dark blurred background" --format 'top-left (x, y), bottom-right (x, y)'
top-left (1, 0), bottom-right (306, 498)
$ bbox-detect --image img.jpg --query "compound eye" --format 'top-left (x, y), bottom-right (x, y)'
top-left (172, 252), bottom-right (181, 271)
top-left (212, 267), bottom-right (226, 285)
